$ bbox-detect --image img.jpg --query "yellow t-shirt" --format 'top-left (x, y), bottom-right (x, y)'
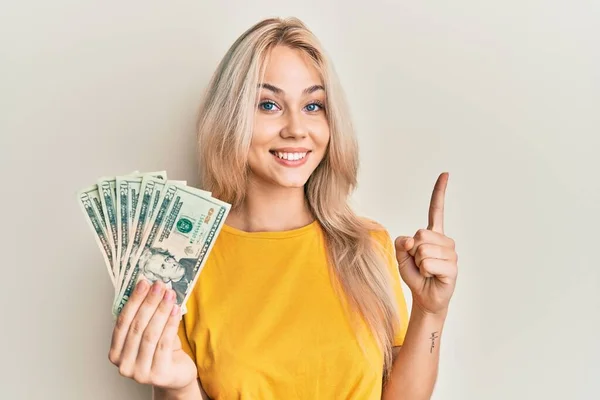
top-left (177, 220), bottom-right (409, 399)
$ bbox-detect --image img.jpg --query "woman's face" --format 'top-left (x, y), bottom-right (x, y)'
top-left (247, 45), bottom-right (330, 189)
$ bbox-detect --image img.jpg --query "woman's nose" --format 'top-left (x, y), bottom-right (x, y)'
top-left (280, 110), bottom-right (308, 139)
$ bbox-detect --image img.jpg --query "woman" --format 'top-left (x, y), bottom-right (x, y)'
top-left (108, 17), bottom-right (458, 400)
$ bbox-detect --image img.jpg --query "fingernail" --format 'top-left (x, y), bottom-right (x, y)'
top-left (171, 304), bottom-right (180, 316)
top-left (136, 280), bottom-right (148, 293)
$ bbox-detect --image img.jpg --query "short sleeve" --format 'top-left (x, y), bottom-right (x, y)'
top-left (370, 227), bottom-right (410, 347)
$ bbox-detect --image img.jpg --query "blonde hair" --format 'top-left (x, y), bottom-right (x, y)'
top-left (196, 17), bottom-right (401, 380)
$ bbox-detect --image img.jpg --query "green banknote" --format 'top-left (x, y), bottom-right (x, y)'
top-left (115, 171), bottom-right (166, 286)
top-left (97, 171), bottom-right (141, 278)
top-left (78, 170), bottom-right (228, 316)
top-left (77, 185), bottom-right (116, 287)
top-left (117, 176), bottom-right (179, 294)
top-left (97, 178), bottom-right (119, 277)
top-left (114, 183), bottom-right (229, 316)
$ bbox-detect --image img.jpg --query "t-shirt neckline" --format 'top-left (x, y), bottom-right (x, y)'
top-left (221, 219), bottom-right (320, 239)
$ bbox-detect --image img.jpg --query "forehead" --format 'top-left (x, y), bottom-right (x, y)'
top-left (261, 45), bottom-right (323, 92)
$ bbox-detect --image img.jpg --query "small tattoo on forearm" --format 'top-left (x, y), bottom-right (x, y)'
top-left (429, 331), bottom-right (439, 353)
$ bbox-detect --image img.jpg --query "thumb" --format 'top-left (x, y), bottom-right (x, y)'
top-left (394, 236), bottom-right (420, 285)
top-left (394, 236), bottom-right (414, 262)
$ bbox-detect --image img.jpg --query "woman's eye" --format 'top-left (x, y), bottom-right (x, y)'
top-left (305, 103), bottom-right (323, 112)
top-left (259, 101), bottom-right (279, 112)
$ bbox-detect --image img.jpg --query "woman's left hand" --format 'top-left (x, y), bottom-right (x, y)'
top-left (394, 172), bottom-right (458, 315)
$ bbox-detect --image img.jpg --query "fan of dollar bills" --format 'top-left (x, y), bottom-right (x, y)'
top-left (77, 171), bottom-right (231, 317)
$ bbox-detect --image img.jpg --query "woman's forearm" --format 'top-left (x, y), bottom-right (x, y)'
top-left (382, 304), bottom-right (448, 400)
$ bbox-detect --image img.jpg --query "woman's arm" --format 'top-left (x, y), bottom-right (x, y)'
top-left (153, 379), bottom-right (211, 400)
top-left (382, 304), bottom-right (447, 400)
top-left (385, 173), bottom-right (457, 399)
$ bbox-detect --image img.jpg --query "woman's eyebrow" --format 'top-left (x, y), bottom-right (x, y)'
top-left (258, 83), bottom-right (325, 95)
top-left (303, 84), bottom-right (325, 94)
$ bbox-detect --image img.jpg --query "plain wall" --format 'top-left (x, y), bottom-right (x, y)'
top-left (1, 1), bottom-right (598, 399)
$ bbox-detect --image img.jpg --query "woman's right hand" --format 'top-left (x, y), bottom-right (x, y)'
top-left (108, 279), bottom-right (198, 391)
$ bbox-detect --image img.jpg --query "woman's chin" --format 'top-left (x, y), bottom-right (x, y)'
top-left (249, 169), bottom-right (313, 189)
top-left (273, 174), bottom-right (312, 188)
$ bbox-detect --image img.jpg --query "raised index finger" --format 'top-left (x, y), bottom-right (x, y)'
top-left (427, 172), bottom-right (449, 233)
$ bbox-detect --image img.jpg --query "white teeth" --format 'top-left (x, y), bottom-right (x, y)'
top-left (274, 152), bottom-right (307, 161)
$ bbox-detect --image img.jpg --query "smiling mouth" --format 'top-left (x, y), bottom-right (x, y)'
top-left (269, 150), bottom-right (310, 161)
top-left (269, 150), bottom-right (311, 167)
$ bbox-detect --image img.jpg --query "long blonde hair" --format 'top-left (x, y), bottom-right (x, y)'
top-left (196, 17), bottom-right (401, 380)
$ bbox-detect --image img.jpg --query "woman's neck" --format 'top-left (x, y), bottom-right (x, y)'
top-left (225, 178), bottom-right (314, 233)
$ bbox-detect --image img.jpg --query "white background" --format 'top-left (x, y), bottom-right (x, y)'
top-left (1, 1), bottom-right (598, 399)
